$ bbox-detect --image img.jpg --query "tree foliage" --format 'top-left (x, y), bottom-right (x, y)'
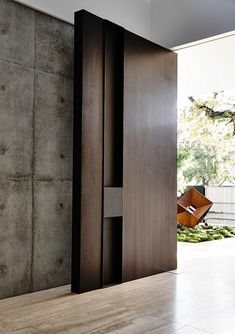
top-left (178, 92), bottom-right (235, 195)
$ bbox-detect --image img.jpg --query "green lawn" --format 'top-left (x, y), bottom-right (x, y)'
top-left (177, 223), bottom-right (235, 243)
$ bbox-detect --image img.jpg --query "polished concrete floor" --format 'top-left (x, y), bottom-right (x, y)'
top-left (1, 238), bottom-right (235, 334)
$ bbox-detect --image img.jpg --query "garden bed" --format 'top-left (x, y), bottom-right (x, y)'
top-left (177, 223), bottom-right (235, 243)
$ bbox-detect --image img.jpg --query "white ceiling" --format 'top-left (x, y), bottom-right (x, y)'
top-left (15, 0), bottom-right (235, 48)
top-left (15, 0), bottom-right (152, 42)
top-left (151, 0), bottom-right (235, 48)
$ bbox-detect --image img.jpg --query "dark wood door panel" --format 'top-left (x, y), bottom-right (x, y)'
top-left (103, 21), bottom-right (124, 188)
top-left (103, 217), bottom-right (122, 285)
top-left (102, 21), bottom-right (124, 286)
top-left (72, 10), bottom-right (104, 293)
top-left (123, 31), bottom-right (177, 282)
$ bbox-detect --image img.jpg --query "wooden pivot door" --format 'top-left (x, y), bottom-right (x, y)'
top-left (123, 32), bottom-right (177, 281)
top-left (72, 10), bottom-right (177, 293)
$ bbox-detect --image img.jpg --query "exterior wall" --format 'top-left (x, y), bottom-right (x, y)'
top-left (0, 0), bottom-right (73, 298)
top-left (206, 187), bottom-right (235, 226)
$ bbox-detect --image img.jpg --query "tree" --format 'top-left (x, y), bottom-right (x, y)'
top-left (177, 92), bottom-right (235, 195)
top-left (189, 92), bottom-right (235, 135)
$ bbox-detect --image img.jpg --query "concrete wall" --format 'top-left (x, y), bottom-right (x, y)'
top-left (0, 0), bottom-right (73, 298)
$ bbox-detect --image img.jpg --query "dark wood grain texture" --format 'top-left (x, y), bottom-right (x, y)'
top-left (103, 21), bottom-right (124, 188)
top-left (122, 31), bottom-right (177, 282)
top-left (72, 11), bottom-right (177, 292)
top-left (103, 217), bottom-right (122, 285)
top-left (102, 21), bottom-right (124, 286)
top-left (72, 10), bottom-right (104, 293)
